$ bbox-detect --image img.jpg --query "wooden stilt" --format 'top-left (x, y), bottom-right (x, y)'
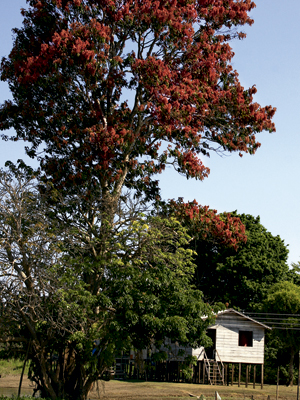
top-left (167, 361), bottom-right (169, 382)
top-left (276, 366), bottom-right (279, 400)
top-left (192, 363), bottom-right (195, 383)
top-left (225, 364), bottom-right (228, 386)
top-left (249, 364), bottom-right (251, 384)
top-left (231, 364), bottom-right (234, 386)
top-left (246, 365), bottom-right (248, 388)
top-left (203, 361), bottom-right (205, 384)
top-left (238, 363), bottom-right (241, 387)
top-left (298, 351), bottom-right (300, 400)
top-left (261, 364), bottom-right (264, 389)
top-left (198, 362), bottom-right (201, 384)
top-left (253, 365), bottom-right (256, 389)
top-left (129, 362), bottom-right (132, 378)
top-left (192, 363), bottom-right (194, 383)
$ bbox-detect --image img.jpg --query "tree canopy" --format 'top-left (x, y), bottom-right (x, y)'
top-left (0, 169), bottom-right (217, 399)
top-left (0, 0), bottom-right (275, 204)
top-left (192, 213), bottom-right (289, 310)
top-left (263, 281), bottom-right (300, 386)
top-left (0, 1), bottom-right (277, 399)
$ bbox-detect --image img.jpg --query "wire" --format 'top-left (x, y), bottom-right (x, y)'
top-left (243, 311), bottom-right (300, 330)
top-left (249, 316), bottom-right (300, 321)
top-left (245, 312), bottom-right (300, 317)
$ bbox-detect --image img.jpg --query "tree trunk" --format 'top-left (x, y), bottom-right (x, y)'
top-left (30, 346), bottom-right (107, 400)
top-left (288, 347), bottom-right (295, 386)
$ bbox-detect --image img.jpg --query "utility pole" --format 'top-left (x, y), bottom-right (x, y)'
top-left (297, 351), bottom-right (300, 400)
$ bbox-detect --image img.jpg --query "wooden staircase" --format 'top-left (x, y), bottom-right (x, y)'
top-left (203, 350), bottom-right (224, 385)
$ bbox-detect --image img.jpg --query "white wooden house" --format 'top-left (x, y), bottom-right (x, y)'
top-left (150, 309), bottom-right (270, 385)
top-left (157, 309), bottom-right (270, 364)
top-left (200, 308), bottom-right (271, 364)
top-left (128, 309), bottom-right (271, 385)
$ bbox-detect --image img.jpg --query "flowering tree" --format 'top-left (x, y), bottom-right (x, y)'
top-left (167, 198), bottom-right (247, 250)
top-left (0, 0), bottom-right (275, 208)
top-left (0, 1), bottom-right (276, 399)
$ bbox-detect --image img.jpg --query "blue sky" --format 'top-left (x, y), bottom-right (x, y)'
top-left (0, 0), bottom-right (299, 265)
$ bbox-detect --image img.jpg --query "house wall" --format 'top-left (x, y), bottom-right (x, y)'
top-left (192, 346), bottom-right (205, 360)
top-left (210, 313), bottom-right (265, 364)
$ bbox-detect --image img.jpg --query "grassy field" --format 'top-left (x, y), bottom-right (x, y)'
top-left (0, 367), bottom-right (297, 399)
top-left (0, 359), bottom-right (28, 377)
top-left (94, 380), bottom-right (298, 400)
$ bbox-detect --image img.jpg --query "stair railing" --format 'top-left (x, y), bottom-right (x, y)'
top-left (203, 350), bottom-right (212, 385)
top-left (214, 349), bottom-right (225, 385)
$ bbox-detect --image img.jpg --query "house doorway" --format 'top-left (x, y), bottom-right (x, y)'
top-left (206, 329), bottom-right (216, 359)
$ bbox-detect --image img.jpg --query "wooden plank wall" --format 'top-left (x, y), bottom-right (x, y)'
top-left (212, 314), bottom-right (265, 364)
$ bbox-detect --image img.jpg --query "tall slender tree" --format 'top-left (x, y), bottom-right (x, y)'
top-left (0, 1), bottom-right (276, 398)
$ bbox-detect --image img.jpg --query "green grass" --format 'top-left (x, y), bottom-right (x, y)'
top-left (0, 360), bottom-right (28, 377)
top-left (0, 397), bottom-right (46, 400)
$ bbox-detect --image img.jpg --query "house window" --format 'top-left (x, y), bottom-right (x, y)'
top-left (239, 331), bottom-right (253, 347)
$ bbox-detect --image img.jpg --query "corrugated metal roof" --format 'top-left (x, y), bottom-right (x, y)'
top-left (217, 308), bottom-right (272, 330)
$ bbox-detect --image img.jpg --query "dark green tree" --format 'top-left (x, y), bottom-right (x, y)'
top-left (192, 213), bottom-right (289, 310)
top-left (287, 262), bottom-right (300, 286)
top-left (0, 169), bottom-right (216, 400)
top-left (262, 281), bottom-right (300, 386)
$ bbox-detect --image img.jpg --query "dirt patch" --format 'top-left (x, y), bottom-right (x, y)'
top-left (0, 375), bottom-right (32, 389)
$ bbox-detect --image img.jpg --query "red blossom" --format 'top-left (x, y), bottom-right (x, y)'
top-left (0, 0), bottom-right (275, 199)
top-left (169, 199), bottom-right (247, 250)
